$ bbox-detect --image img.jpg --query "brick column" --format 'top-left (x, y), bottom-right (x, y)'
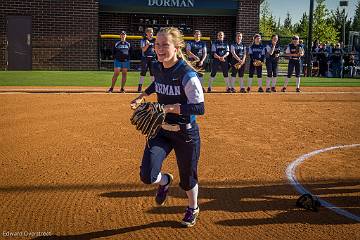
top-left (236, 0), bottom-right (261, 45)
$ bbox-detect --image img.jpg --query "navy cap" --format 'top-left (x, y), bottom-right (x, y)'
top-left (120, 31), bottom-right (126, 35)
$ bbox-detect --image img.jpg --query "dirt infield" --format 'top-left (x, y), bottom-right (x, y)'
top-left (0, 88), bottom-right (359, 240)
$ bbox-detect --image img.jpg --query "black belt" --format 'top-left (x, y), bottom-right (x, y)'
top-left (162, 122), bottom-right (192, 132)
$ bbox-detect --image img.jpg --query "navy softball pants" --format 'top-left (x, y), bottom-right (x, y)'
top-left (140, 57), bottom-right (156, 76)
top-left (210, 59), bottom-right (229, 78)
top-left (249, 62), bottom-right (262, 78)
top-left (231, 64), bottom-right (245, 77)
top-left (266, 58), bottom-right (279, 77)
top-left (287, 59), bottom-right (301, 78)
top-left (140, 123), bottom-right (201, 191)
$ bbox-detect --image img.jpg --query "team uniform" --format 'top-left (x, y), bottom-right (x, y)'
top-left (141, 59), bottom-right (204, 227)
top-left (331, 47), bottom-right (343, 78)
top-left (208, 40), bottom-right (230, 92)
top-left (107, 39), bottom-right (131, 93)
top-left (138, 37), bottom-right (157, 92)
top-left (113, 40), bottom-right (131, 69)
top-left (265, 43), bottom-right (281, 92)
top-left (230, 42), bottom-right (246, 93)
top-left (186, 40), bottom-right (207, 84)
top-left (282, 43), bottom-right (304, 92)
top-left (248, 43), bottom-right (266, 92)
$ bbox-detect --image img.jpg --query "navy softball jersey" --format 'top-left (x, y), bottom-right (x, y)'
top-left (211, 40), bottom-right (229, 77)
top-left (265, 43), bottom-right (281, 77)
top-left (230, 42), bottom-right (246, 77)
top-left (230, 42), bottom-right (246, 60)
top-left (113, 41), bottom-right (131, 61)
top-left (248, 44), bottom-right (265, 78)
top-left (248, 44), bottom-right (265, 61)
top-left (140, 59), bottom-right (204, 191)
top-left (286, 43), bottom-right (303, 78)
top-left (140, 37), bottom-right (156, 58)
top-left (211, 40), bottom-right (229, 57)
top-left (140, 37), bottom-right (157, 77)
top-left (186, 40), bottom-right (207, 61)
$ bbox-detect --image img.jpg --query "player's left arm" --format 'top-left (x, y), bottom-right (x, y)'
top-left (186, 42), bottom-right (199, 60)
top-left (200, 45), bottom-right (207, 63)
top-left (242, 47), bottom-right (247, 63)
top-left (164, 72), bottom-right (205, 115)
top-left (222, 44), bottom-right (230, 59)
top-left (261, 46), bottom-right (266, 62)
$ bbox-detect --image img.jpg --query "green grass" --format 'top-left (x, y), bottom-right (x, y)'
top-left (0, 71), bottom-right (359, 87)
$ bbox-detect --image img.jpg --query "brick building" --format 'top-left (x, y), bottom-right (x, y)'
top-left (1, 0), bottom-right (261, 70)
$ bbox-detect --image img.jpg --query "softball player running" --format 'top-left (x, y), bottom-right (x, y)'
top-left (265, 34), bottom-right (281, 92)
top-left (208, 31), bottom-right (230, 93)
top-left (230, 32), bottom-right (247, 93)
top-left (281, 35), bottom-right (304, 92)
top-left (130, 27), bottom-right (204, 227)
top-left (137, 28), bottom-right (157, 92)
top-left (248, 34), bottom-right (266, 93)
top-left (186, 30), bottom-right (207, 89)
top-left (107, 31), bottom-right (130, 93)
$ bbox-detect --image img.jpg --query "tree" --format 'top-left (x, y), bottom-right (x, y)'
top-left (283, 12), bottom-right (292, 30)
top-left (294, 12), bottom-right (309, 39)
top-left (259, 0), bottom-right (277, 38)
top-left (313, 0), bottom-right (338, 43)
top-left (331, 8), bottom-right (352, 43)
top-left (352, 0), bottom-right (360, 31)
top-left (277, 12), bottom-right (295, 37)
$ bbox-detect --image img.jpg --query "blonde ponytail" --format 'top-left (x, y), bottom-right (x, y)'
top-left (157, 27), bottom-right (199, 72)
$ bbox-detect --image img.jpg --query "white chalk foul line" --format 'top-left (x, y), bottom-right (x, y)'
top-left (286, 144), bottom-right (360, 222)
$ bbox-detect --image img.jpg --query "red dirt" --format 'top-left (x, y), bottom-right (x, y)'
top-left (0, 88), bottom-right (359, 239)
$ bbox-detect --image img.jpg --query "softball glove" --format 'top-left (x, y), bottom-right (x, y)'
top-left (253, 60), bottom-right (263, 67)
top-left (130, 102), bottom-right (166, 141)
top-left (234, 62), bottom-right (243, 70)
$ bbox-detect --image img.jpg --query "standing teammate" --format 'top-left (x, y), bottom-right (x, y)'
top-left (248, 34), bottom-right (266, 92)
top-left (281, 35), bottom-right (304, 92)
top-left (130, 27), bottom-right (204, 227)
top-left (107, 31), bottom-right (130, 93)
top-left (186, 30), bottom-right (207, 89)
top-left (330, 43), bottom-right (343, 78)
top-left (230, 32), bottom-right (247, 93)
top-left (265, 34), bottom-right (281, 92)
top-left (208, 31), bottom-right (230, 93)
top-left (137, 28), bottom-right (157, 92)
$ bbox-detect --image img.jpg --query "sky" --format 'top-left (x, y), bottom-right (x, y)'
top-left (267, 0), bottom-right (357, 24)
